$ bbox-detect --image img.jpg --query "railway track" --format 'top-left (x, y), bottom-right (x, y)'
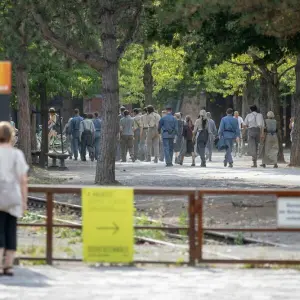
top-left (27, 196), bottom-right (279, 247)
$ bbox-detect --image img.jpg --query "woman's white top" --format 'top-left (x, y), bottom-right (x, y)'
top-left (0, 147), bottom-right (29, 217)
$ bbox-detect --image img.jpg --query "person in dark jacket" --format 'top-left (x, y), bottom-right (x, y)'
top-left (93, 112), bottom-right (102, 160)
top-left (158, 106), bottom-right (178, 167)
top-left (70, 109), bottom-right (83, 161)
top-left (174, 112), bottom-right (184, 164)
top-left (178, 115), bottom-right (195, 166)
top-left (218, 108), bottom-right (240, 168)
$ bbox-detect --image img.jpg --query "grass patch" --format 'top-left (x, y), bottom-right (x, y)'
top-left (135, 213), bottom-right (166, 240)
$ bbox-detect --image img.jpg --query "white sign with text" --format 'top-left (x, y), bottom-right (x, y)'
top-left (277, 197), bottom-right (300, 228)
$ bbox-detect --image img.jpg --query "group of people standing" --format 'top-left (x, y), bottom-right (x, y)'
top-left (63, 109), bottom-right (102, 161)
top-left (117, 104), bottom-right (280, 168)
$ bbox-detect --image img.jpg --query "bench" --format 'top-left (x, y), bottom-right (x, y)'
top-left (46, 153), bottom-right (69, 170)
top-left (31, 150), bottom-right (41, 165)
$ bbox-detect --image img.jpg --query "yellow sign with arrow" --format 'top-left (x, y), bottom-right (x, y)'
top-left (82, 187), bottom-right (134, 263)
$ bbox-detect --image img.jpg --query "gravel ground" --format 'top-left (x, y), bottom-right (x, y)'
top-left (28, 151), bottom-right (300, 246)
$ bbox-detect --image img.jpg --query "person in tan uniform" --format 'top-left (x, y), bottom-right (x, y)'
top-left (146, 105), bottom-right (161, 163)
top-left (139, 108), bottom-right (148, 161)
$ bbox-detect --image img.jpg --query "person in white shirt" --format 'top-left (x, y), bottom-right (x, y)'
top-left (234, 111), bottom-right (244, 157)
top-left (244, 105), bottom-right (265, 167)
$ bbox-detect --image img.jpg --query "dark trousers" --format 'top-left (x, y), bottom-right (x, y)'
top-left (0, 211), bottom-right (17, 250)
top-left (163, 138), bottom-right (174, 165)
top-left (248, 128), bottom-right (260, 162)
top-left (81, 132), bottom-right (94, 160)
top-left (120, 135), bottom-right (134, 161)
top-left (72, 136), bottom-right (80, 159)
top-left (224, 138), bottom-right (234, 164)
top-left (134, 129), bottom-right (140, 160)
top-left (197, 141), bottom-right (206, 164)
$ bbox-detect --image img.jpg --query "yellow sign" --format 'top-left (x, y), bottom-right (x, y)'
top-left (0, 61), bottom-right (11, 95)
top-left (82, 188), bottom-right (134, 263)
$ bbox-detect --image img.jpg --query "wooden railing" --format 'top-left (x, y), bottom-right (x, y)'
top-left (18, 185), bottom-right (300, 266)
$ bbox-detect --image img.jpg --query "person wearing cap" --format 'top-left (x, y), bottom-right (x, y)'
top-left (158, 106), bottom-right (178, 167)
top-left (205, 112), bottom-right (217, 162)
top-left (218, 108), bottom-right (240, 168)
top-left (119, 110), bottom-right (135, 162)
top-left (116, 106), bottom-right (126, 161)
top-left (146, 105), bottom-right (161, 163)
top-left (133, 108), bottom-right (142, 161)
top-left (139, 107), bottom-right (149, 161)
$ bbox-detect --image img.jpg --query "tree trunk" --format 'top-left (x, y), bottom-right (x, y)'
top-left (16, 65), bottom-right (32, 164)
top-left (143, 47), bottom-right (153, 106)
top-left (290, 55), bottom-right (300, 166)
top-left (259, 76), bottom-right (268, 118)
top-left (31, 105), bottom-right (37, 151)
top-left (268, 75), bottom-right (285, 163)
top-left (242, 90), bottom-right (249, 119)
top-left (95, 3), bottom-right (119, 184)
top-left (39, 81), bottom-right (48, 168)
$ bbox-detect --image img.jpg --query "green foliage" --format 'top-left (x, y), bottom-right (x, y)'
top-left (119, 44), bottom-right (144, 104)
top-left (203, 54), bottom-right (256, 97)
top-left (119, 43), bottom-right (186, 105)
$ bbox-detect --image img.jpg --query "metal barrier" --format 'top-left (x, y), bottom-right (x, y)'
top-left (19, 185), bottom-right (300, 266)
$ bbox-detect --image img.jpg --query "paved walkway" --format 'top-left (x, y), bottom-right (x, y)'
top-left (0, 266), bottom-right (299, 299)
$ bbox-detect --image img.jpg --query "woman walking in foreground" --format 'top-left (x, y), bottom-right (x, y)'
top-left (261, 111), bottom-right (279, 168)
top-left (0, 122), bottom-right (28, 276)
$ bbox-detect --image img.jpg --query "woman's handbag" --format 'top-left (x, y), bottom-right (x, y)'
top-left (0, 152), bottom-right (22, 212)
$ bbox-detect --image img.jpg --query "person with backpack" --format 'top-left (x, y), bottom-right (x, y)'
top-left (218, 108), bottom-right (240, 168)
top-left (93, 112), bottom-right (102, 160)
top-left (79, 114), bottom-right (95, 161)
top-left (70, 109), bottom-right (83, 161)
top-left (193, 109), bottom-right (209, 167)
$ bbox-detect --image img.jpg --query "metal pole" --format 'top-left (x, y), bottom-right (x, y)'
top-left (46, 192), bottom-right (54, 265)
top-left (197, 192), bottom-right (203, 262)
top-left (188, 193), bottom-right (196, 266)
top-left (59, 109), bottom-right (64, 153)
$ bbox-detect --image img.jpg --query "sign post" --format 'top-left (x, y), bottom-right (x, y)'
top-left (82, 188), bottom-right (134, 263)
top-left (0, 61), bottom-right (12, 122)
top-left (277, 197), bottom-right (300, 228)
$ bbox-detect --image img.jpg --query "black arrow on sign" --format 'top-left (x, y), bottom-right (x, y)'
top-left (96, 222), bottom-right (119, 234)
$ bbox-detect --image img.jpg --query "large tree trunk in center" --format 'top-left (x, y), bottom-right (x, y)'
top-left (268, 75), bottom-right (285, 163)
top-left (16, 65), bottom-right (32, 164)
top-left (290, 55), bottom-right (300, 166)
top-left (95, 3), bottom-right (119, 184)
top-left (143, 47), bottom-right (154, 106)
top-left (259, 76), bottom-right (268, 118)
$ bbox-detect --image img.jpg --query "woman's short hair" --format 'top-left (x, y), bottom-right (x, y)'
top-left (0, 122), bottom-right (14, 144)
top-left (267, 111), bottom-right (275, 119)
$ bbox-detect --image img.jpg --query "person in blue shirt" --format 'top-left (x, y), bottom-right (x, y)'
top-left (70, 108), bottom-right (83, 161)
top-left (158, 106), bottom-right (178, 167)
top-left (93, 112), bottom-right (102, 160)
top-left (218, 108), bottom-right (240, 168)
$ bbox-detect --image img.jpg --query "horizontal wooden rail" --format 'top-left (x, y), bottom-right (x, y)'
top-left (23, 185), bottom-right (300, 266)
